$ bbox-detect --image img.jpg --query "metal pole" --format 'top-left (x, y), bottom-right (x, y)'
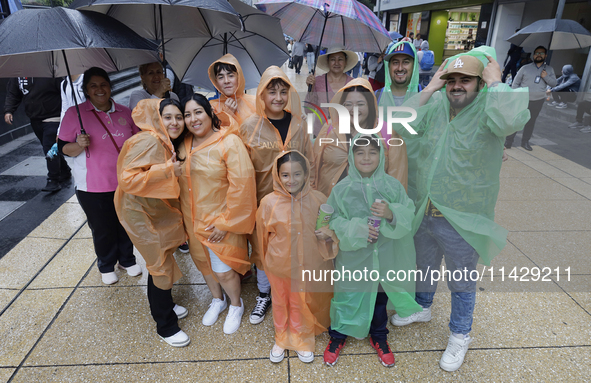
top-left (61, 50), bottom-right (85, 135)
top-left (546, 0), bottom-right (566, 63)
top-left (308, 10), bottom-right (329, 92)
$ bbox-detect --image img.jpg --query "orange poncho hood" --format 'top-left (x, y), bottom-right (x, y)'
top-left (255, 65), bottom-right (302, 122)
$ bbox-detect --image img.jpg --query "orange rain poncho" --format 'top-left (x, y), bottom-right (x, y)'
top-left (208, 54), bottom-right (257, 128)
top-left (114, 99), bottom-right (185, 290)
top-left (313, 78), bottom-right (408, 198)
top-left (178, 117), bottom-right (257, 277)
top-left (256, 150), bottom-right (338, 352)
top-left (239, 65), bottom-right (316, 269)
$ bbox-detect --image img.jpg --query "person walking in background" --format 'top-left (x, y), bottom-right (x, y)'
top-left (416, 40), bottom-right (434, 88)
top-left (306, 43), bottom-right (315, 74)
top-left (4, 77), bottom-right (71, 192)
top-left (292, 41), bottom-right (305, 75)
top-left (505, 45), bottom-right (556, 151)
top-left (502, 30), bottom-right (522, 84)
top-left (568, 91), bottom-right (591, 132)
top-left (547, 65), bottom-right (580, 109)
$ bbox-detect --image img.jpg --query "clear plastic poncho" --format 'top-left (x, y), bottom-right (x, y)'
top-left (327, 133), bottom-right (422, 339)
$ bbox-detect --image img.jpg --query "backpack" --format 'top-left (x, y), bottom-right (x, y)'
top-left (419, 51), bottom-right (434, 71)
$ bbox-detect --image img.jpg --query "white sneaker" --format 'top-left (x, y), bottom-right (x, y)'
top-left (160, 330), bottom-right (190, 347)
top-left (549, 101), bottom-right (558, 106)
top-left (118, 264), bottom-right (142, 277)
top-left (101, 271), bottom-right (118, 285)
top-left (202, 296), bottom-right (227, 326)
top-left (223, 298), bottom-right (244, 334)
top-left (269, 344), bottom-right (285, 363)
top-left (568, 121), bottom-right (585, 129)
top-left (391, 307), bottom-right (431, 326)
top-left (556, 102), bottom-right (567, 109)
top-left (173, 304), bottom-right (188, 319)
top-left (581, 126), bottom-right (591, 133)
top-left (439, 333), bottom-right (473, 372)
top-left (296, 350), bottom-right (315, 363)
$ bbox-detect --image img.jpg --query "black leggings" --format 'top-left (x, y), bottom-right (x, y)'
top-left (76, 190), bottom-right (135, 273)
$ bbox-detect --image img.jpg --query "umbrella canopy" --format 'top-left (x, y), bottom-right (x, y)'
top-left (0, 7), bottom-right (159, 77)
top-left (507, 18), bottom-right (591, 50)
top-left (256, 0), bottom-right (391, 53)
top-left (70, 0), bottom-right (242, 51)
top-left (169, 0), bottom-right (289, 91)
top-left (389, 31), bottom-right (402, 40)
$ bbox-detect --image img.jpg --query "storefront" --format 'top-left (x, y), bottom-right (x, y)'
top-left (377, 0), bottom-right (494, 65)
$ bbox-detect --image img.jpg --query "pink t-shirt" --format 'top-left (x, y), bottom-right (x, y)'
top-left (59, 99), bottom-right (139, 192)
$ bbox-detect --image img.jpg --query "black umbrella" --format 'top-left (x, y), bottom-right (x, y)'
top-left (70, 0), bottom-right (242, 64)
top-left (507, 18), bottom-right (591, 50)
top-left (167, 0), bottom-right (289, 91)
top-left (0, 7), bottom-right (159, 135)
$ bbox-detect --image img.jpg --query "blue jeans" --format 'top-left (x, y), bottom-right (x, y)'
top-left (414, 215), bottom-right (479, 335)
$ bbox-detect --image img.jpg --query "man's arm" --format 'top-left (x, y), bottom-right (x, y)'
top-left (511, 67), bottom-right (524, 89)
top-left (4, 78), bottom-right (23, 124)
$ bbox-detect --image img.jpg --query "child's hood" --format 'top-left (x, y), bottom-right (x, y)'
top-left (208, 53), bottom-right (247, 100)
top-left (255, 65), bottom-right (302, 120)
top-left (347, 132), bottom-right (387, 182)
top-left (272, 150), bottom-right (312, 200)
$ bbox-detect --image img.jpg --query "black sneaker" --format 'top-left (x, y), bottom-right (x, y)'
top-left (42, 179), bottom-right (61, 192)
top-left (249, 292), bottom-right (271, 324)
top-left (178, 242), bottom-right (189, 253)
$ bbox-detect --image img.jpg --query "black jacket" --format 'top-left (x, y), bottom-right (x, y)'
top-left (4, 77), bottom-right (63, 120)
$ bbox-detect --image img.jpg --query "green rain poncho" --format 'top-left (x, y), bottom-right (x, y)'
top-left (378, 41), bottom-right (421, 202)
top-left (326, 133), bottom-right (422, 338)
top-left (402, 46), bottom-right (531, 265)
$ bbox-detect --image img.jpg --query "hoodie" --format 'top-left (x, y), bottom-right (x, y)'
top-left (208, 54), bottom-right (257, 127)
top-left (178, 105), bottom-right (257, 277)
top-left (551, 65), bottom-right (581, 93)
top-left (313, 78), bottom-right (408, 197)
top-left (256, 150), bottom-right (338, 351)
top-left (114, 98), bottom-right (185, 290)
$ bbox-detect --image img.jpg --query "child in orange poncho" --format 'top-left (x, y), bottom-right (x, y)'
top-left (256, 150), bottom-right (338, 364)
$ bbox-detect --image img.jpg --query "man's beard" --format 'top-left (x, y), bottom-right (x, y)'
top-left (534, 56), bottom-right (544, 63)
top-left (447, 89), bottom-right (478, 109)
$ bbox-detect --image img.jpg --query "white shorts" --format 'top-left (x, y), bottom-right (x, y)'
top-left (208, 248), bottom-right (232, 273)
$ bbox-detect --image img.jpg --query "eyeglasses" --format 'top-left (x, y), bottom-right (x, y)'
top-left (533, 52), bottom-right (546, 56)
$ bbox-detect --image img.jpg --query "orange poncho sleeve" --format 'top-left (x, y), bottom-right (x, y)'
top-left (117, 132), bottom-right (179, 199)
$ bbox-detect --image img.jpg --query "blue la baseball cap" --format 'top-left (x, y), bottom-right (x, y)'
top-left (384, 42), bottom-right (415, 61)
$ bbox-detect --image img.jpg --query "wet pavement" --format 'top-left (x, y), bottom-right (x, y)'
top-left (0, 60), bottom-right (590, 382)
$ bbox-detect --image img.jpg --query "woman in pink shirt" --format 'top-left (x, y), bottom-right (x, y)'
top-left (58, 67), bottom-right (141, 285)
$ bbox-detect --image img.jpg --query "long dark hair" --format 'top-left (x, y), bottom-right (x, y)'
top-left (339, 86), bottom-right (377, 130)
top-left (160, 98), bottom-right (186, 161)
top-left (181, 93), bottom-right (221, 132)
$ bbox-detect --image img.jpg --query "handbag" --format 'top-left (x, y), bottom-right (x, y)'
top-left (288, 57), bottom-right (294, 69)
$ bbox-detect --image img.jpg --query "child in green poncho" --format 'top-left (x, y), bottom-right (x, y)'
top-left (322, 134), bottom-right (423, 368)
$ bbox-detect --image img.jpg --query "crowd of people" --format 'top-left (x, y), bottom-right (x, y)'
top-left (5, 34), bottom-right (587, 373)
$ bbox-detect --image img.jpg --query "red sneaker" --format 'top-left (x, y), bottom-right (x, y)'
top-left (323, 337), bottom-right (346, 366)
top-left (370, 337), bottom-right (395, 367)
